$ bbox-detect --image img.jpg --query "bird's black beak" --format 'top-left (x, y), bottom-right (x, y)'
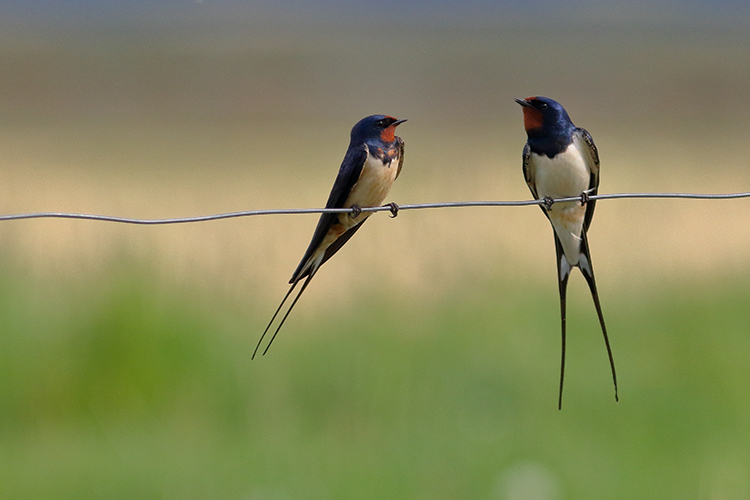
top-left (515, 98), bottom-right (532, 108)
top-left (392, 118), bottom-right (407, 127)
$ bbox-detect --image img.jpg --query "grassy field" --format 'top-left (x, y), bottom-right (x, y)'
top-left (0, 258), bottom-right (749, 499)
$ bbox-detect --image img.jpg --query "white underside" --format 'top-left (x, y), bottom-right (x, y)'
top-left (340, 152), bottom-right (399, 229)
top-left (529, 136), bottom-right (593, 266)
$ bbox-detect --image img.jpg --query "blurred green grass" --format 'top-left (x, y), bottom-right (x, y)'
top-left (1, 256), bottom-right (749, 500)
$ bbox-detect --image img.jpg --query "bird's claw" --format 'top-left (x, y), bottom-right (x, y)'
top-left (543, 196), bottom-right (555, 210)
top-left (387, 202), bottom-right (399, 218)
top-left (349, 205), bottom-right (362, 219)
top-left (580, 189), bottom-right (594, 206)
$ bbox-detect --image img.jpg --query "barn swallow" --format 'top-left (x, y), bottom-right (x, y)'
top-left (252, 114), bottom-right (406, 359)
top-left (515, 96), bottom-right (617, 409)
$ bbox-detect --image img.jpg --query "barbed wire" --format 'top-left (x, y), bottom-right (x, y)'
top-left (0, 191), bottom-right (748, 225)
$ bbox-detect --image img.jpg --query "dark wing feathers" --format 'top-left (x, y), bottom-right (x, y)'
top-left (522, 143), bottom-right (535, 197)
top-left (324, 143), bottom-right (369, 209)
top-left (289, 143), bottom-right (368, 283)
top-left (523, 142), bottom-right (552, 221)
top-left (395, 137), bottom-right (405, 181)
top-left (576, 127), bottom-right (600, 232)
top-left (319, 219), bottom-right (366, 269)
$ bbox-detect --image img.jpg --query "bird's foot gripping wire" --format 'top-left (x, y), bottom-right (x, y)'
top-left (349, 205), bottom-right (362, 219)
top-left (387, 202), bottom-right (399, 218)
top-left (580, 188), bottom-right (595, 206)
top-left (543, 196), bottom-right (555, 210)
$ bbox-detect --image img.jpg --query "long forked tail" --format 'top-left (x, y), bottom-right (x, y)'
top-left (262, 274), bottom-right (314, 356)
top-left (252, 281), bottom-right (298, 359)
top-left (554, 235), bottom-right (571, 410)
top-left (578, 233), bottom-right (619, 404)
top-left (252, 273), bottom-right (315, 359)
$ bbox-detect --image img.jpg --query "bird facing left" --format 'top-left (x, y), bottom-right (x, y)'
top-left (253, 114), bottom-right (406, 359)
top-left (515, 96), bottom-right (617, 409)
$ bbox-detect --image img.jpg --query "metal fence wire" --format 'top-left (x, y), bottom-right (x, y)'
top-left (0, 191), bottom-right (748, 225)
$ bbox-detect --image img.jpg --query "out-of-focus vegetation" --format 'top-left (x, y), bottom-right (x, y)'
top-left (1, 258), bottom-right (750, 499)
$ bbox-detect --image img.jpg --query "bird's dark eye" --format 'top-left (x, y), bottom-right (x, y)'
top-left (539, 103), bottom-right (549, 110)
top-left (375, 119), bottom-right (386, 127)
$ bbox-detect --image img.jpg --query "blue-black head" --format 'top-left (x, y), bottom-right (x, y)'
top-left (515, 96), bottom-right (576, 156)
top-left (350, 115), bottom-right (407, 144)
top-left (515, 96), bottom-right (575, 134)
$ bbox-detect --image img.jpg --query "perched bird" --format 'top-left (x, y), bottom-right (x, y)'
top-left (253, 114), bottom-right (406, 359)
top-left (515, 96), bottom-right (617, 409)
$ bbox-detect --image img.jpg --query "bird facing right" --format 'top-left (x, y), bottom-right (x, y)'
top-left (253, 114), bottom-right (406, 359)
top-left (515, 96), bottom-right (618, 409)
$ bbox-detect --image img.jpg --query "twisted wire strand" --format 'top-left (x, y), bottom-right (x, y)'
top-left (0, 191), bottom-right (748, 225)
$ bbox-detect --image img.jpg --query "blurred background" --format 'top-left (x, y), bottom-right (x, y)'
top-left (1, 1), bottom-right (750, 498)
